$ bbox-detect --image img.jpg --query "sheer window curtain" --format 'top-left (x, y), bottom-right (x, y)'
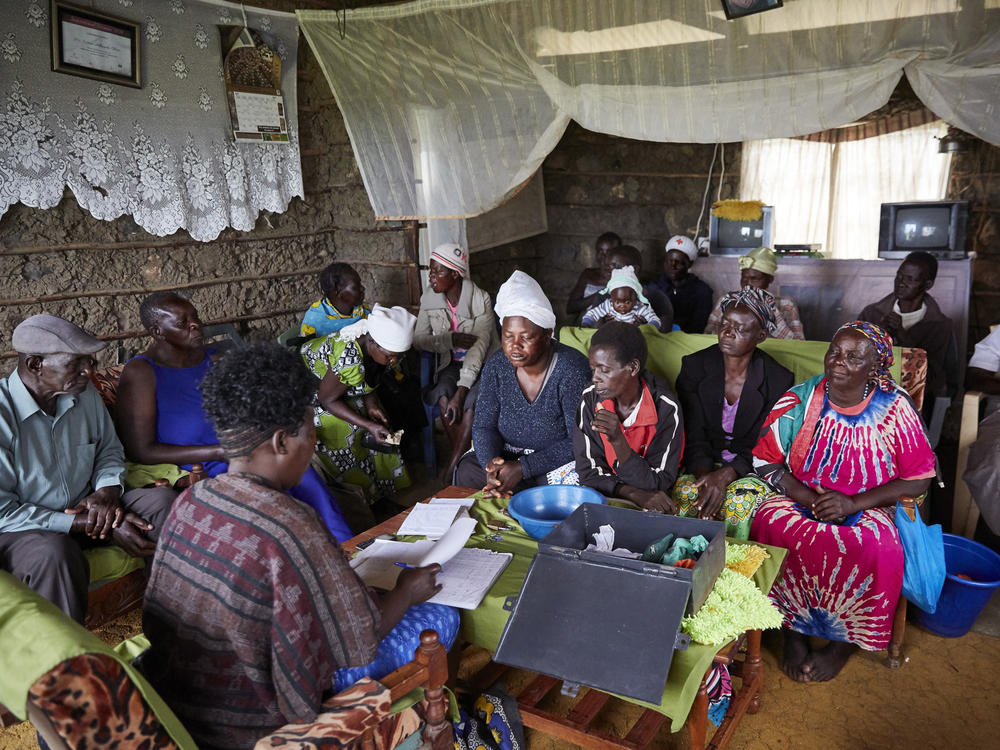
top-left (739, 122), bottom-right (953, 259)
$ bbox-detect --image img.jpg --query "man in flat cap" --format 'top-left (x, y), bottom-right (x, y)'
top-left (0, 314), bottom-right (175, 622)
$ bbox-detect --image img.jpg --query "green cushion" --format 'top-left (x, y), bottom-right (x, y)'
top-left (0, 572), bottom-right (197, 749)
top-left (85, 546), bottom-right (145, 584)
top-left (125, 461), bottom-right (189, 490)
top-left (558, 327), bottom-right (903, 386)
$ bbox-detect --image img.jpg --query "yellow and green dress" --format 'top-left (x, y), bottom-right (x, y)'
top-left (301, 334), bottom-right (410, 501)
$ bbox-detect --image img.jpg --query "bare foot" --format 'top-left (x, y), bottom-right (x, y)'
top-left (801, 641), bottom-right (855, 682)
top-left (782, 630), bottom-right (811, 682)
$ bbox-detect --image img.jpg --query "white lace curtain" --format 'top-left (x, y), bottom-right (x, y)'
top-left (1, 0), bottom-right (302, 242)
top-left (297, 0), bottom-right (1000, 220)
top-left (739, 121), bottom-right (953, 259)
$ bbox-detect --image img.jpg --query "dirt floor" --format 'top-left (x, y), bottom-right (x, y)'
top-left (4, 468), bottom-right (999, 749)
top-left (3, 614), bottom-right (999, 750)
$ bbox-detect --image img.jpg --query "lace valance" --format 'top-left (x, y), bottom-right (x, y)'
top-left (1, 0), bottom-right (302, 242)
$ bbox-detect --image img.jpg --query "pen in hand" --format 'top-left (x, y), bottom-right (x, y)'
top-left (394, 562), bottom-right (416, 569)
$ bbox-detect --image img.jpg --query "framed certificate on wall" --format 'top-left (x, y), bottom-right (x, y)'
top-left (50, 1), bottom-right (141, 88)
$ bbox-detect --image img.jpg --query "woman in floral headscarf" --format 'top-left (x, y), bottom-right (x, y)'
top-left (749, 321), bottom-right (936, 684)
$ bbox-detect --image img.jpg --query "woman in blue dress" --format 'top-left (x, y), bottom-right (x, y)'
top-left (117, 292), bottom-right (352, 541)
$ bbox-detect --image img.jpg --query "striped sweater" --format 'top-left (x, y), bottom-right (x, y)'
top-left (140, 472), bottom-right (379, 750)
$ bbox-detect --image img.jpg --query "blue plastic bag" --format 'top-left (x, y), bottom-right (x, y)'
top-left (895, 501), bottom-right (946, 613)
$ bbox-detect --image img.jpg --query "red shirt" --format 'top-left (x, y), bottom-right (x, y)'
top-left (598, 380), bottom-right (659, 469)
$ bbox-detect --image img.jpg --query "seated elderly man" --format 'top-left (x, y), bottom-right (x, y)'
top-left (0, 314), bottom-right (175, 622)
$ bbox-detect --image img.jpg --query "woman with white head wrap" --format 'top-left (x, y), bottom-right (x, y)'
top-left (301, 304), bottom-right (417, 516)
top-left (454, 271), bottom-right (592, 497)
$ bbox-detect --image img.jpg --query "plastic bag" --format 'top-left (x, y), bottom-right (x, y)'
top-left (895, 501), bottom-right (946, 613)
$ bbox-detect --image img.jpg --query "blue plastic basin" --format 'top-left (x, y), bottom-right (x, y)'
top-left (507, 486), bottom-right (607, 540)
top-left (915, 533), bottom-right (1000, 638)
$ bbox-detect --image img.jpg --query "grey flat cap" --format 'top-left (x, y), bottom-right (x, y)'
top-left (12, 314), bottom-right (107, 355)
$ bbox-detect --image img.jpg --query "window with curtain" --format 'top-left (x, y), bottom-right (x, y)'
top-left (739, 121), bottom-right (953, 259)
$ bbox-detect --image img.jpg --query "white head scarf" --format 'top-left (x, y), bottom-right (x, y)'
top-left (665, 235), bottom-right (698, 263)
top-left (494, 270), bottom-right (556, 331)
top-left (601, 265), bottom-right (648, 304)
top-left (337, 303), bottom-right (416, 353)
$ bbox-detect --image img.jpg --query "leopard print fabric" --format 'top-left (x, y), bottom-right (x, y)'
top-left (90, 365), bottom-right (125, 409)
top-left (899, 347), bottom-right (927, 411)
top-left (28, 653), bottom-right (177, 749)
top-left (255, 677), bottom-right (421, 750)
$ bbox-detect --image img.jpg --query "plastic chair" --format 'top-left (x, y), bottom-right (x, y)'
top-left (202, 323), bottom-right (247, 353)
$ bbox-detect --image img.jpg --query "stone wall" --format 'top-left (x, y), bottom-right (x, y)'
top-left (0, 28), bottom-right (413, 369)
top-left (947, 138), bottom-right (1000, 347)
top-left (477, 124), bottom-right (741, 324)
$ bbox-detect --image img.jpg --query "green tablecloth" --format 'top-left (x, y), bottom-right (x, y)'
top-left (457, 494), bottom-right (787, 733)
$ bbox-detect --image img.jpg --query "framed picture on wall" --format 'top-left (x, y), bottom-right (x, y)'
top-left (721, 0), bottom-right (784, 20)
top-left (50, 1), bottom-right (141, 88)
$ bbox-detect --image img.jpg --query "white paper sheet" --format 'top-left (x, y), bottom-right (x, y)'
top-left (351, 538), bottom-right (511, 609)
top-left (396, 503), bottom-right (462, 537)
top-left (428, 496), bottom-right (476, 509)
top-left (417, 517), bottom-right (478, 566)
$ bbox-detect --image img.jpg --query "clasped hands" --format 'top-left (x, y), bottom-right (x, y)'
top-left (481, 457), bottom-right (524, 499)
top-left (808, 488), bottom-right (855, 523)
top-left (66, 486), bottom-right (157, 557)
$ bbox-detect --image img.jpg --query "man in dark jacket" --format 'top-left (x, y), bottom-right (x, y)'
top-left (857, 251), bottom-right (958, 412)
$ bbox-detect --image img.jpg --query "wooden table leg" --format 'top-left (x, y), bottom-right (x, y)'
top-left (744, 629), bottom-right (763, 715)
top-left (688, 672), bottom-right (709, 749)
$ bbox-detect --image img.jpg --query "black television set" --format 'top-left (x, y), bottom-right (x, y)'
top-left (709, 206), bottom-right (773, 256)
top-left (877, 200), bottom-right (970, 260)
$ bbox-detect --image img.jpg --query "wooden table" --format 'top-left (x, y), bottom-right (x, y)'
top-left (344, 486), bottom-right (767, 750)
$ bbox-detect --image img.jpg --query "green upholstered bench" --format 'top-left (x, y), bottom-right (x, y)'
top-left (0, 572), bottom-right (453, 749)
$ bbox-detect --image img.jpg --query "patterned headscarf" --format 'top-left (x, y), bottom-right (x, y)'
top-left (719, 286), bottom-right (776, 335)
top-left (835, 320), bottom-right (896, 392)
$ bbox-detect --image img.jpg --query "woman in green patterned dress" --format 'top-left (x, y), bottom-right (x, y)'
top-left (301, 304), bottom-right (417, 505)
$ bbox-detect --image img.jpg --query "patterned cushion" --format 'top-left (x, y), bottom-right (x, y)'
top-left (255, 677), bottom-right (421, 750)
top-left (899, 346), bottom-right (927, 411)
top-left (91, 365), bottom-right (125, 409)
top-left (28, 652), bottom-right (177, 749)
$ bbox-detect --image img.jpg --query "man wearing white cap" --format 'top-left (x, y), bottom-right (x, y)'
top-left (650, 235), bottom-right (715, 334)
top-left (454, 271), bottom-right (591, 496)
top-left (0, 314), bottom-right (176, 622)
top-left (301, 304), bottom-right (418, 517)
top-left (414, 243), bottom-right (499, 479)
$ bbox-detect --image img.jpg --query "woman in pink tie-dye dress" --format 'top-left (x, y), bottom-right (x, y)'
top-left (750, 321), bottom-right (936, 683)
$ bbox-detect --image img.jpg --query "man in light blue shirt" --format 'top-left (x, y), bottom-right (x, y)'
top-left (0, 314), bottom-right (175, 622)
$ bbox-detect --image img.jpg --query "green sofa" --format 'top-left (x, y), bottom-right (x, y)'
top-left (558, 327), bottom-right (904, 389)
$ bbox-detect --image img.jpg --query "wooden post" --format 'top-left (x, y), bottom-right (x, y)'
top-left (415, 630), bottom-right (452, 750)
top-left (888, 496), bottom-right (916, 668)
top-left (403, 220), bottom-right (422, 308)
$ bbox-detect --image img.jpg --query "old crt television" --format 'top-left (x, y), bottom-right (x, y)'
top-left (877, 200), bottom-right (970, 260)
top-left (709, 206), bottom-right (773, 256)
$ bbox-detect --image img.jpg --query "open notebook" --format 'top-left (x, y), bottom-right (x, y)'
top-left (352, 539), bottom-right (511, 610)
